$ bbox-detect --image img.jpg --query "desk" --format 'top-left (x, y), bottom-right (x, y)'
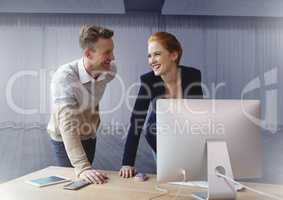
top-left (0, 166), bottom-right (282, 200)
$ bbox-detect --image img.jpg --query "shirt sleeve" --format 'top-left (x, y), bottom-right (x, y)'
top-left (57, 104), bottom-right (92, 177)
top-left (51, 71), bottom-right (92, 177)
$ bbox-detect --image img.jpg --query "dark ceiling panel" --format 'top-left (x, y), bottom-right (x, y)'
top-left (124, 0), bottom-right (165, 13)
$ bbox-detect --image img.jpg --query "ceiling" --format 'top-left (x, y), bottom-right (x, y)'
top-left (0, 0), bottom-right (283, 17)
top-left (124, 0), bottom-right (164, 14)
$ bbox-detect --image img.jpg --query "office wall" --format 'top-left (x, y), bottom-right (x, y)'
top-left (0, 14), bottom-right (282, 129)
top-left (0, 13), bottom-right (282, 183)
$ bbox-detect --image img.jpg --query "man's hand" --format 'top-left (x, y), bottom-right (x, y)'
top-left (119, 166), bottom-right (136, 178)
top-left (79, 169), bottom-right (108, 184)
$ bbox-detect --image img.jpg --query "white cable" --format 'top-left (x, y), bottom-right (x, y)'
top-left (149, 169), bottom-right (189, 200)
top-left (148, 169), bottom-right (188, 200)
top-left (164, 169), bottom-right (187, 200)
top-left (148, 184), bottom-right (169, 200)
top-left (216, 172), bottom-right (282, 200)
top-left (172, 169), bottom-right (188, 199)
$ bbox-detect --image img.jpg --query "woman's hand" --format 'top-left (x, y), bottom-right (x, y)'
top-left (119, 166), bottom-right (136, 178)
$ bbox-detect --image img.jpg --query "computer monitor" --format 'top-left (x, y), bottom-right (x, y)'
top-left (156, 99), bottom-right (262, 199)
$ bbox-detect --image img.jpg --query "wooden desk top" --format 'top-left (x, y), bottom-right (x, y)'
top-left (0, 166), bottom-right (283, 200)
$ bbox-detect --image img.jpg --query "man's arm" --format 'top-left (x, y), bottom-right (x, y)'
top-left (57, 104), bottom-right (92, 177)
top-left (56, 103), bottom-right (108, 184)
top-left (51, 68), bottom-right (108, 183)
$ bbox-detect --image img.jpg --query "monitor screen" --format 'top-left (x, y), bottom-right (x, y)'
top-left (156, 99), bottom-right (262, 183)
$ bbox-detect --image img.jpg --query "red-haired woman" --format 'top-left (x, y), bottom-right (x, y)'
top-left (120, 32), bottom-right (203, 178)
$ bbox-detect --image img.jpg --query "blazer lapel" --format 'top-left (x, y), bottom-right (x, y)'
top-left (181, 66), bottom-right (189, 98)
top-left (153, 75), bottom-right (165, 98)
top-left (180, 66), bottom-right (194, 98)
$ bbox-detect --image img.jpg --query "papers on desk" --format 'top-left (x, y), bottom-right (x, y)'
top-left (169, 181), bottom-right (245, 191)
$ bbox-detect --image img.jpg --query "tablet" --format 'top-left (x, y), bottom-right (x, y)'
top-left (26, 176), bottom-right (70, 187)
top-left (63, 179), bottom-right (90, 190)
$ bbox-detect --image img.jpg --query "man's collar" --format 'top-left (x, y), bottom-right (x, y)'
top-left (78, 58), bottom-right (93, 84)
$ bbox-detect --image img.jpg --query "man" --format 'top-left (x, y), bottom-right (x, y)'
top-left (47, 24), bottom-right (116, 184)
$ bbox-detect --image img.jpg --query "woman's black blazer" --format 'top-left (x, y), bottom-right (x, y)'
top-left (122, 66), bottom-right (203, 166)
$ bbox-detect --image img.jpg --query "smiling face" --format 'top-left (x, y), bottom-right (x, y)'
top-left (148, 41), bottom-right (178, 76)
top-left (86, 38), bottom-right (114, 72)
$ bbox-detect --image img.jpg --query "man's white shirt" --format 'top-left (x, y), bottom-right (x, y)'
top-left (48, 58), bottom-right (117, 135)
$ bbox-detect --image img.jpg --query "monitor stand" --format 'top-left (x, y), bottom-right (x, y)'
top-left (192, 140), bottom-right (236, 200)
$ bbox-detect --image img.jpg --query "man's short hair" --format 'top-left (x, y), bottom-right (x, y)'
top-left (79, 24), bottom-right (114, 50)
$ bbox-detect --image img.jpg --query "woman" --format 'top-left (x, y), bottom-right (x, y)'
top-left (119, 32), bottom-right (203, 178)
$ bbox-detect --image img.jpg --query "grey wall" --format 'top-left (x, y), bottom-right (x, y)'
top-left (0, 14), bottom-right (282, 127)
top-left (0, 13), bottom-right (282, 183)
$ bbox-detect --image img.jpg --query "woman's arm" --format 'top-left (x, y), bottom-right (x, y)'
top-left (121, 76), bottom-right (152, 167)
